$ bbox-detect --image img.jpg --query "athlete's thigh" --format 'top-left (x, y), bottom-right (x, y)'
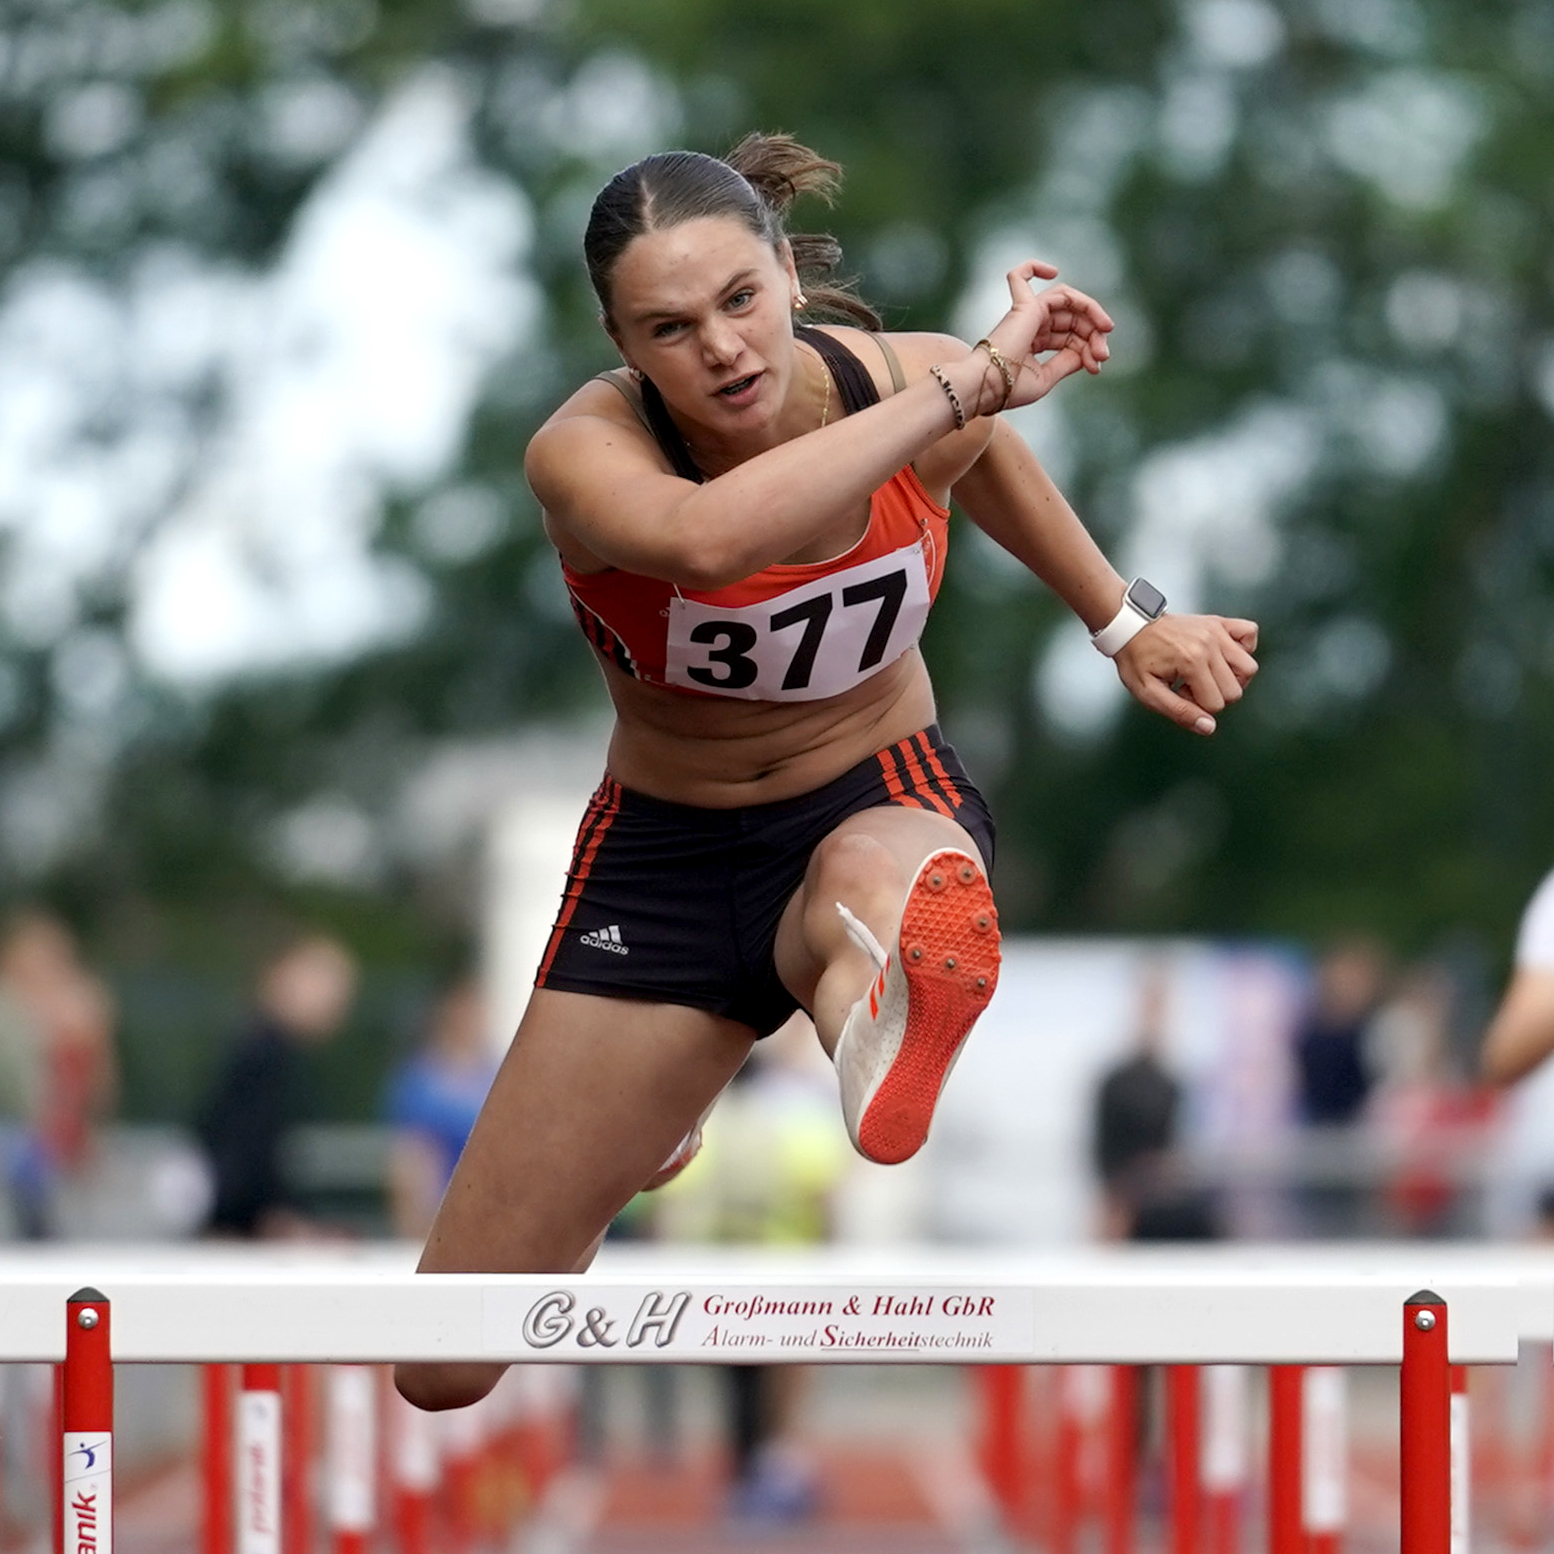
top-left (417, 987), bottom-right (753, 1277)
top-left (771, 803), bottom-right (989, 1010)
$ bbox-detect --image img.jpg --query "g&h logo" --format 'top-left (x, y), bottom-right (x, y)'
top-left (522, 1289), bottom-right (690, 1350)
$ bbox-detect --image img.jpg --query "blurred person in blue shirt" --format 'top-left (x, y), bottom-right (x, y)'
top-left (384, 977), bottom-right (498, 1240)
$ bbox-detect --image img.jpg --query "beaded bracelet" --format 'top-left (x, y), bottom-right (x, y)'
top-left (975, 339), bottom-right (1017, 410)
top-left (927, 363), bottom-right (966, 431)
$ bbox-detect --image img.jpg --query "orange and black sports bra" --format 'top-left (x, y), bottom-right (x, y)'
top-left (564, 327), bottom-right (951, 703)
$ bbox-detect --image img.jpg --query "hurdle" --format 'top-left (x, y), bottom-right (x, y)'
top-left (13, 1241), bottom-right (1543, 1553)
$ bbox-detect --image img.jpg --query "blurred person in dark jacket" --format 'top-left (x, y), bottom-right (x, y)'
top-left (196, 933), bottom-right (358, 1239)
top-left (1289, 937), bottom-right (1388, 1236)
top-left (1091, 961), bottom-right (1217, 1242)
top-left (1293, 939), bottom-right (1386, 1126)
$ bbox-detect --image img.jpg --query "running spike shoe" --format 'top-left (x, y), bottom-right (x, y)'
top-left (831, 848), bottom-right (1000, 1164)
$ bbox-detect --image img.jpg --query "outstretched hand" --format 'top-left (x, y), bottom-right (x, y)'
top-left (982, 260), bottom-right (1115, 409)
top-left (1114, 615), bottom-right (1259, 735)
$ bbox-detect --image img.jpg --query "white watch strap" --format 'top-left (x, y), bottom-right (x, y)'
top-left (1091, 594), bottom-right (1155, 657)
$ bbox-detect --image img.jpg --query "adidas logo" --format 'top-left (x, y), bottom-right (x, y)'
top-left (579, 924), bottom-right (629, 955)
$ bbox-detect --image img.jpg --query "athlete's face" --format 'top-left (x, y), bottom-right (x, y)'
top-left (606, 216), bottom-right (803, 436)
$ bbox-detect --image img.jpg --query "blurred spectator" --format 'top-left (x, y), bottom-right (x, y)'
top-left (383, 977), bottom-right (497, 1240)
top-left (1290, 937), bottom-right (1388, 1236)
top-left (1293, 939), bottom-right (1387, 1126)
top-left (195, 933), bottom-right (358, 1239)
top-left (1091, 961), bottom-right (1218, 1242)
top-left (0, 910), bottom-right (117, 1239)
top-left (1368, 960), bottom-right (1496, 1236)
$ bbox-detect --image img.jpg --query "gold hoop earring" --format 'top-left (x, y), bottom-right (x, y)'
top-left (793, 293), bottom-right (808, 311)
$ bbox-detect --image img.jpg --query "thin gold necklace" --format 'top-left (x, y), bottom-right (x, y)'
top-left (685, 348), bottom-right (831, 473)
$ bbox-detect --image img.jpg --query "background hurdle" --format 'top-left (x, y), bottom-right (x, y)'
top-left (19, 1243), bottom-right (1546, 1553)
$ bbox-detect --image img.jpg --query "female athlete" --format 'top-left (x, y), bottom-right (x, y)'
top-left (397, 133), bottom-right (1258, 1410)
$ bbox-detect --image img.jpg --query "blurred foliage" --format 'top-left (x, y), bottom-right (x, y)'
top-left (2, 0), bottom-right (1553, 1114)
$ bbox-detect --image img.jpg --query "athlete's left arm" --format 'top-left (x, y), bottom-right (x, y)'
top-left (952, 418), bottom-right (1260, 736)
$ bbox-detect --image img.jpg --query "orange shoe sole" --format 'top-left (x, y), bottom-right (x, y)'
top-left (855, 849), bottom-right (1001, 1164)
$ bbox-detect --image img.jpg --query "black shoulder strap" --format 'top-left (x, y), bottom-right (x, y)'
top-left (638, 376), bottom-right (705, 483)
top-left (797, 325), bottom-right (881, 415)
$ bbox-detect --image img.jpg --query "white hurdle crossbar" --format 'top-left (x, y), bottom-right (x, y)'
top-left (20, 1241), bottom-right (1554, 1554)
top-left (2, 1242), bottom-right (1535, 1364)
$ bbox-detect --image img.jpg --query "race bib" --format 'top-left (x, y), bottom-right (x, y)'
top-left (665, 542), bottom-right (931, 701)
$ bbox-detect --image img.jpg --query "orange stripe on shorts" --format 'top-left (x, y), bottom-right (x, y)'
top-left (536, 780), bottom-right (622, 984)
top-left (876, 747), bottom-right (923, 808)
top-left (914, 731), bottom-right (964, 810)
top-left (896, 737), bottom-right (954, 818)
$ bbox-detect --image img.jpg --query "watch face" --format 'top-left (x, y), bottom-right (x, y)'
top-left (1128, 578), bottom-right (1167, 618)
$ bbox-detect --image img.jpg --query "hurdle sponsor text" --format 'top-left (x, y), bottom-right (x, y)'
top-left (483, 1282), bottom-right (1035, 1360)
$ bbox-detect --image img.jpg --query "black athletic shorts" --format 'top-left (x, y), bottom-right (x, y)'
top-left (534, 725), bottom-right (995, 1037)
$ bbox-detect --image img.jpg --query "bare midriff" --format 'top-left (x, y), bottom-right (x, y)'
top-left (597, 648), bottom-right (938, 808)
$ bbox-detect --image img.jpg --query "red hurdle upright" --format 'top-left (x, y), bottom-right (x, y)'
top-left (202, 1367), bottom-right (234, 1554)
top-left (62, 1289), bottom-right (112, 1554)
top-left (1403, 1291), bottom-right (1451, 1554)
top-left (1268, 1364), bottom-right (1305, 1554)
top-left (1103, 1365), bottom-right (1137, 1554)
top-left (283, 1366), bottom-right (315, 1554)
top-left (1166, 1366), bottom-right (1201, 1554)
top-left (975, 1366), bottom-right (1026, 1525)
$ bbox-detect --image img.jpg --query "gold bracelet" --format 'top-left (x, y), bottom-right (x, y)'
top-left (975, 339), bottom-right (1017, 410)
top-left (927, 363), bottom-right (966, 431)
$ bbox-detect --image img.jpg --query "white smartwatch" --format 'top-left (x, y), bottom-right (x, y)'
top-left (1090, 578), bottom-right (1167, 657)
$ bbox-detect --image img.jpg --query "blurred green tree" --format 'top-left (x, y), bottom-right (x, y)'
top-left (2, 0), bottom-right (1552, 1111)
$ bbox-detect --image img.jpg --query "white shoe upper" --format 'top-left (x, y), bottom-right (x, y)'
top-left (831, 901), bottom-right (909, 1149)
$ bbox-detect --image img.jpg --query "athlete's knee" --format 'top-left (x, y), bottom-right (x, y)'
top-left (808, 828), bottom-right (909, 907)
top-left (394, 1359), bottom-right (505, 1413)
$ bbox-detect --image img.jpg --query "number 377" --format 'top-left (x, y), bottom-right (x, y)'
top-left (686, 569), bottom-right (909, 692)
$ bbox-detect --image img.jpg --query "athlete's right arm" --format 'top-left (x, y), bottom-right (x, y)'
top-left (524, 373), bottom-right (973, 590)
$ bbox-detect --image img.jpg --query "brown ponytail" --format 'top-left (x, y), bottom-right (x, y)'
top-left (583, 130), bottom-right (882, 331)
top-left (724, 133), bottom-right (880, 330)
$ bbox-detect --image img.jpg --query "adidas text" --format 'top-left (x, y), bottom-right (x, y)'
top-left (579, 925), bottom-right (629, 955)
